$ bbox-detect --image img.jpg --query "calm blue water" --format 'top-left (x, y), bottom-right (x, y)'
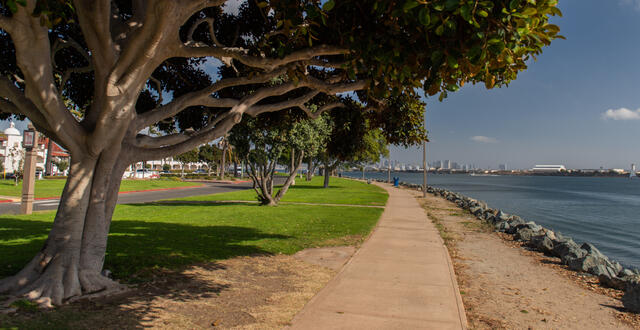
top-left (346, 172), bottom-right (640, 269)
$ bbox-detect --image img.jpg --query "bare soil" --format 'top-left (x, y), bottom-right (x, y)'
top-left (1, 254), bottom-right (336, 329)
top-left (411, 189), bottom-right (640, 330)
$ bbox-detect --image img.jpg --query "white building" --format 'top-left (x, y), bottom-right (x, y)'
top-left (0, 122), bottom-right (71, 175)
top-left (531, 165), bottom-right (566, 173)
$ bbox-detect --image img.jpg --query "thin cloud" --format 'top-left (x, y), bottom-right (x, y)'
top-left (470, 136), bottom-right (498, 143)
top-left (602, 107), bottom-right (640, 120)
top-left (621, 0), bottom-right (640, 11)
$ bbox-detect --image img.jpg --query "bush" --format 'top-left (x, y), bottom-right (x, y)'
top-left (44, 176), bottom-right (68, 180)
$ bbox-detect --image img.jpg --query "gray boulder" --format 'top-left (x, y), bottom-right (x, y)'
top-left (622, 279), bottom-right (640, 313)
top-left (530, 234), bottom-right (555, 254)
top-left (620, 269), bottom-right (636, 277)
top-left (495, 220), bottom-right (510, 232)
top-left (515, 228), bottom-right (535, 242)
top-left (600, 275), bottom-right (638, 290)
top-left (567, 255), bottom-right (599, 272)
top-left (581, 243), bottom-right (607, 260)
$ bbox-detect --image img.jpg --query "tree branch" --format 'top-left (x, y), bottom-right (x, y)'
top-left (133, 133), bottom-right (191, 148)
top-left (176, 44), bottom-right (349, 71)
top-left (129, 115), bottom-right (240, 162)
top-left (135, 66), bottom-right (291, 130)
top-left (51, 38), bottom-right (94, 88)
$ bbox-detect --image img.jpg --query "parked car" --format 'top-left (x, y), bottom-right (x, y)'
top-left (193, 169), bottom-right (207, 174)
top-left (133, 169), bottom-right (159, 179)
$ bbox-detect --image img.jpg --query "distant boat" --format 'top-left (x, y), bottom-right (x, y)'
top-left (470, 173), bottom-right (500, 177)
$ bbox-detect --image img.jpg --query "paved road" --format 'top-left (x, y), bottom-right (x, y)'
top-left (0, 181), bottom-right (255, 215)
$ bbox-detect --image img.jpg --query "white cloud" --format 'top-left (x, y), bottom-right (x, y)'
top-left (470, 136), bottom-right (498, 143)
top-left (602, 107), bottom-right (640, 120)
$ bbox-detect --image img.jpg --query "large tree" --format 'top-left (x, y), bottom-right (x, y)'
top-left (0, 0), bottom-right (562, 305)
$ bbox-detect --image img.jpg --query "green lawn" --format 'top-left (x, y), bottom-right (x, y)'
top-left (0, 176), bottom-right (386, 282)
top-left (0, 178), bottom-right (201, 199)
top-left (175, 176), bottom-right (389, 206)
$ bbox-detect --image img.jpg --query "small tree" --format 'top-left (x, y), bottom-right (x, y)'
top-left (230, 112), bottom-right (330, 205)
top-left (53, 158), bottom-right (69, 174)
top-left (162, 163), bottom-right (171, 171)
top-left (174, 149), bottom-right (199, 178)
top-left (7, 145), bottom-right (24, 186)
top-left (198, 144), bottom-right (222, 175)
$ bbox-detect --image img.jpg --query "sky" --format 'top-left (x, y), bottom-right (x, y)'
top-left (2, 0), bottom-right (638, 170)
top-left (392, 0), bottom-right (640, 170)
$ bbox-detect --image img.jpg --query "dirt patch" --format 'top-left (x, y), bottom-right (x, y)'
top-left (1, 254), bottom-right (334, 329)
top-left (411, 189), bottom-right (637, 329)
top-left (294, 246), bottom-right (356, 270)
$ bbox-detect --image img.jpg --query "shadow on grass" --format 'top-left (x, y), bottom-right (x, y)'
top-left (0, 218), bottom-right (290, 280)
top-left (0, 217), bottom-right (291, 328)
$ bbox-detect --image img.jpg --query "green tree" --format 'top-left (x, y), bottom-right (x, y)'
top-left (174, 149), bottom-right (199, 178)
top-left (53, 158), bottom-right (69, 174)
top-left (230, 111), bottom-right (330, 205)
top-left (198, 144), bottom-right (222, 175)
top-left (0, 0), bottom-right (562, 304)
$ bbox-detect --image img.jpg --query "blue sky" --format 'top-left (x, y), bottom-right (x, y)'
top-left (2, 0), bottom-right (637, 169)
top-left (392, 0), bottom-right (640, 169)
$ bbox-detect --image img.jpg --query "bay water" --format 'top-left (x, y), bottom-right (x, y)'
top-left (345, 171), bottom-right (640, 269)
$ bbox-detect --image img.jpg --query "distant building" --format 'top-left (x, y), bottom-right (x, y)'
top-left (0, 122), bottom-right (70, 175)
top-left (443, 160), bottom-right (451, 169)
top-left (499, 163), bottom-right (508, 171)
top-left (531, 165), bottom-right (566, 173)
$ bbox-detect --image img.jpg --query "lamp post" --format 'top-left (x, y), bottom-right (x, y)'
top-left (422, 109), bottom-right (427, 198)
top-left (21, 124), bottom-right (38, 214)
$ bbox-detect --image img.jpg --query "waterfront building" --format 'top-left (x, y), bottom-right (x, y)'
top-left (443, 160), bottom-right (451, 169)
top-left (499, 163), bottom-right (508, 170)
top-left (531, 165), bottom-right (566, 173)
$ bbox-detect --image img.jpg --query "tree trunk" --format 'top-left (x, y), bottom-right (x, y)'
top-left (306, 158), bottom-right (314, 181)
top-left (0, 152), bottom-right (128, 306)
top-left (45, 139), bottom-right (53, 176)
top-left (323, 160), bottom-right (330, 188)
top-left (221, 146), bottom-right (227, 180)
top-left (274, 150), bottom-right (304, 203)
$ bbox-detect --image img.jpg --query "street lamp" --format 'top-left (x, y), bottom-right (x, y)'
top-left (21, 124), bottom-right (38, 214)
top-left (422, 108), bottom-right (427, 198)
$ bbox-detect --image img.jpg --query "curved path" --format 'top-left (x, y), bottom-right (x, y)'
top-left (0, 181), bottom-right (255, 214)
top-left (289, 182), bottom-right (467, 329)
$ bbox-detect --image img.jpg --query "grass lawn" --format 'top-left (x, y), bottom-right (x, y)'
top-left (176, 176), bottom-right (389, 206)
top-left (0, 178), bottom-right (201, 199)
top-left (0, 176), bottom-right (386, 282)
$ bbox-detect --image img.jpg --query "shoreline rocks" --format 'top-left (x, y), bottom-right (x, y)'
top-left (348, 176), bottom-right (640, 313)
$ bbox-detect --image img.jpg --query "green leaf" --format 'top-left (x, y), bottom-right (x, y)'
top-left (403, 0), bottom-right (420, 12)
top-left (521, 7), bottom-right (537, 16)
top-left (435, 24), bottom-right (444, 36)
top-left (460, 5), bottom-right (472, 22)
top-left (477, 10), bottom-right (488, 18)
top-left (445, 0), bottom-right (460, 11)
top-left (544, 24), bottom-right (560, 33)
top-left (6, 0), bottom-right (17, 13)
top-left (323, 0), bottom-right (335, 11)
top-left (418, 7), bottom-right (431, 26)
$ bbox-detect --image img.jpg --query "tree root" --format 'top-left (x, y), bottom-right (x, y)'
top-left (0, 254), bottom-right (126, 308)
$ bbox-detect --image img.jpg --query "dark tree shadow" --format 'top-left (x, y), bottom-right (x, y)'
top-left (0, 218), bottom-right (290, 281)
top-left (0, 217), bottom-right (293, 328)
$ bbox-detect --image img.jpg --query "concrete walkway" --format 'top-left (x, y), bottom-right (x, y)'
top-left (289, 183), bottom-right (467, 329)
